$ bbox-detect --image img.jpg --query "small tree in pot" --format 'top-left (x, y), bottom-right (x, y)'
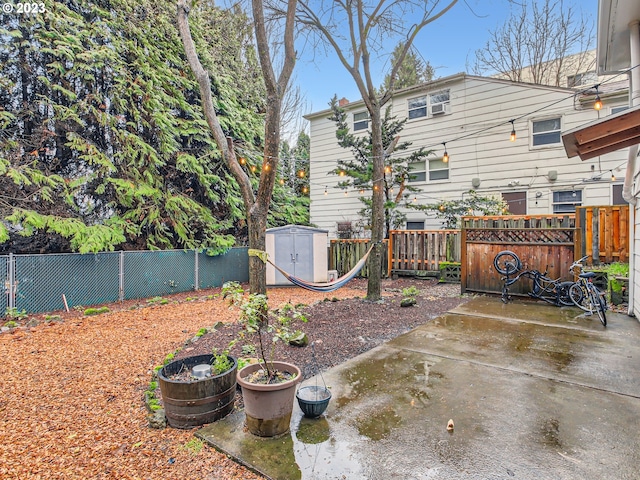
top-left (222, 281), bottom-right (307, 436)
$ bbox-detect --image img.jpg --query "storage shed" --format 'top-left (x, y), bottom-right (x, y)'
top-left (265, 225), bottom-right (328, 286)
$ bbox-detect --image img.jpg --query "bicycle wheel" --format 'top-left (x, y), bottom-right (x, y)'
top-left (589, 285), bottom-right (607, 326)
top-left (557, 281), bottom-right (576, 306)
top-left (494, 251), bottom-right (522, 275)
top-left (569, 283), bottom-right (589, 311)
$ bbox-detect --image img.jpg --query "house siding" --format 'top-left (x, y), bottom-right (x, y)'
top-left (306, 74), bottom-right (629, 237)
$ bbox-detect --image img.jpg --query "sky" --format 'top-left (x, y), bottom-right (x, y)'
top-left (293, 0), bottom-right (599, 117)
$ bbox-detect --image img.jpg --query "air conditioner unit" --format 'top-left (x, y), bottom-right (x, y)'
top-left (431, 103), bottom-right (446, 115)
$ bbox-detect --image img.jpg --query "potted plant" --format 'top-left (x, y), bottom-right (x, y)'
top-left (157, 349), bottom-right (237, 429)
top-left (222, 281), bottom-right (306, 437)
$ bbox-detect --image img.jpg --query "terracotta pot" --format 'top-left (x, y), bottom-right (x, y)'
top-left (158, 354), bottom-right (237, 429)
top-left (237, 361), bottom-right (302, 437)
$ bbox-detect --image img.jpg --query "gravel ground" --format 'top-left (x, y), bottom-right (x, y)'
top-left (179, 278), bottom-right (470, 380)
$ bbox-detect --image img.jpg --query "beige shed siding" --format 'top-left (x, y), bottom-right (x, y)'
top-left (307, 74), bottom-right (629, 236)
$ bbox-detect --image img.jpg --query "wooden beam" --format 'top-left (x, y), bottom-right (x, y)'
top-left (562, 105), bottom-right (640, 160)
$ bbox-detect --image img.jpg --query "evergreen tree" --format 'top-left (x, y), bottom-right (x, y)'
top-left (328, 96), bottom-right (431, 237)
top-left (0, 1), bottom-right (275, 254)
top-left (380, 43), bottom-right (435, 93)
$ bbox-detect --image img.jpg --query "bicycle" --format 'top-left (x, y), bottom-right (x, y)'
top-left (493, 251), bottom-right (574, 307)
top-left (567, 255), bottom-right (607, 326)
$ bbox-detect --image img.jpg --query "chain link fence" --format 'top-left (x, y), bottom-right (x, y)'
top-left (2, 248), bottom-right (248, 316)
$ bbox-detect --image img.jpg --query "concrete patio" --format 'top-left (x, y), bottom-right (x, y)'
top-left (198, 297), bottom-right (640, 479)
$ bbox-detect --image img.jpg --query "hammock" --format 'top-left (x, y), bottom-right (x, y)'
top-left (249, 245), bottom-right (375, 293)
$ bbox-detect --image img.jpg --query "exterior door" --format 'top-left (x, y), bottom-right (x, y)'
top-left (502, 191), bottom-right (527, 215)
top-left (273, 232), bottom-right (314, 284)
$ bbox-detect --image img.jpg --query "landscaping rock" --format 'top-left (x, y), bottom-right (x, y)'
top-left (148, 409), bottom-right (167, 429)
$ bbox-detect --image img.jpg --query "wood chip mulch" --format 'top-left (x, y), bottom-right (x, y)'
top-left (0, 284), bottom-right (366, 479)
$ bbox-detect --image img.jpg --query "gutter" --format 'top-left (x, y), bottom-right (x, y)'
top-left (622, 20), bottom-right (639, 317)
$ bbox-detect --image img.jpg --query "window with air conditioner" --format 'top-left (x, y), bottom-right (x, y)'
top-left (429, 90), bottom-right (450, 116)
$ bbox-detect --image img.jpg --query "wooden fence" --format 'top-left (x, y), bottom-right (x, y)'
top-left (330, 206), bottom-right (629, 289)
top-left (329, 239), bottom-right (388, 278)
top-left (575, 205), bottom-right (629, 263)
top-left (387, 230), bottom-right (461, 274)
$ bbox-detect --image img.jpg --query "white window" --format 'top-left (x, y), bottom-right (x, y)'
top-left (532, 117), bottom-right (561, 146)
top-left (553, 190), bottom-right (582, 213)
top-left (429, 90), bottom-right (450, 116)
top-left (406, 221), bottom-right (424, 230)
top-left (353, 111), bottom-right (369, 131)
top-left (408, 96), bottom-right (427, 119)
top-left (429, 158), bottom-right (449, 181)
top-left (611, 105), bottom-right (628, 115)
top-left (567, 71), bottom-right (597, 88)
top-left (408, 160), bottom-right (426, 182)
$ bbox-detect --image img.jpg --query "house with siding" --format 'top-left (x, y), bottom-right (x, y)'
top-left (563, 0), bottom-right (639, 318)
top-left (305, 72), bottom-right (629, 237)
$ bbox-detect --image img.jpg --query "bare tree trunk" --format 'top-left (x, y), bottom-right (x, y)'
top-left (177, 0), bottom-right (296, 295)
top-left (367, 106), bottom-right (384, 301)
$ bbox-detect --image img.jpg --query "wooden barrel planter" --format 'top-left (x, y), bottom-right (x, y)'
top-left (158, 354), bottom-right (237, 429)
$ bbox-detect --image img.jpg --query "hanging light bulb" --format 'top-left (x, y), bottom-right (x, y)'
top-left (413, 196), bottom-right (417, 203)
top-left (442, 143), bottom-right (449, 163)
top-left (593, 86), bottom-right (603, 110)
top-left (344, 190), bottom-right (348, 196)
top-left (510, 120), bottom-right (516, 142)
top-left (611, 171), bottom-right (616, 182)
top-left (239, 156), bottom-right (246, 165)
top-left (438, 204), bottom-right (445, 212)
top-left (384, 165), bottom-right (392, 174)
top-left (324, 186), bottom-right (328, 195)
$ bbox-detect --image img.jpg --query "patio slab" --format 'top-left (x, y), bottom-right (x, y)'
top-left (197, 298), bottom-right (640, 480)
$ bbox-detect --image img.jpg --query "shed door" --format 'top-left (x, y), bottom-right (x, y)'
top-left (273, 232), bottom-right (314, 284)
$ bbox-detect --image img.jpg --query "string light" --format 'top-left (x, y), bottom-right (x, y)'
top-left (611, 171), bottom-right (616, 181)
top-left (510, 120), bottom-right (516, 142)
top-left (384, 165), bottom-right (392, 174)
top-left (279, 178), bottom-right (285, 185)
top-left (324, 186), bottom-right (328, 195)
top-left (344, 190), bottom-right (348, 196)
top-left (263, 163), bottom-right (270, 171)
top-left (250, 165), bottom-right (257, 173)
top-left (359, 188), bottom-right (365, 194)
top-left (239, 157), bottom-right (246, 165)
top-left (302, 186), bottom-right (308, 194)
top-left (338, 170), bottom-right (346, 176)
top-left (298, 169), bottom-right (306, 178)
top-left (593, 86), bottom-right (603, 110)
top-left (442, 143), bottom-right (449, 163)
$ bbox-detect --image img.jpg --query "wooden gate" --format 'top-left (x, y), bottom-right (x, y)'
top-left (461, 215), bottom-right (576, 295)
top-left (575, 205), bottom-right (629, 263)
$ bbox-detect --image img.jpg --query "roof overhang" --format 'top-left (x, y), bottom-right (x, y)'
top-left (562, 104), bottom-right (640, 160)
top-left (597, 0), bottom-right (640, 74)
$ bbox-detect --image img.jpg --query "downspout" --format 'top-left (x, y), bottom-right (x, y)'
top-left (622, 20), bottom-right (640, 317)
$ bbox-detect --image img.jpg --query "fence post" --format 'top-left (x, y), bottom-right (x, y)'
top-left (119, 251), bottom-right (125, 302)
top-left (7, 253), bottom-right (15, 311)
top-left (194, 249), bottom-right (199, 291)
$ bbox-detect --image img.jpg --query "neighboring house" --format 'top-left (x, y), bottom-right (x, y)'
top-left (493, 49), bottom-right (603, 89)
top-left (564, 0), bottom-right (639, 318)
top-left (305, 72), bottom-right (629, 235)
